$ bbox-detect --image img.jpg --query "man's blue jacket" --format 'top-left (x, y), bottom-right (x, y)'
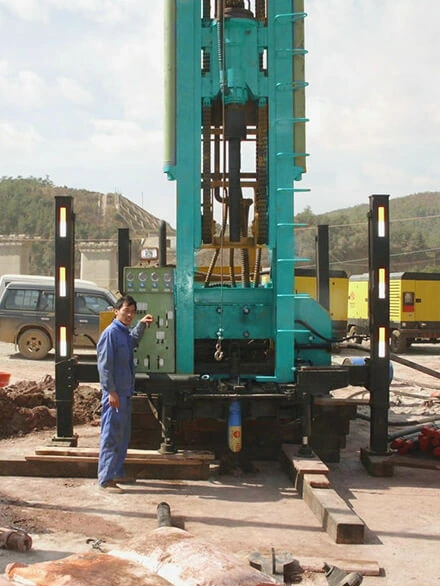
top-left (97, 319), bottom-right (146, 397)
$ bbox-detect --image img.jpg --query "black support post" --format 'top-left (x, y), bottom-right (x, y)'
top-left (316, 224), bottom-right (330, 311)
top-left (118, 228), bottom-right (131, 294)
top-left (159, 221), bottom-right (167, 267)
top-left (53, 196), bottom-right (77, 445)
top-left (367, 194), bottom-right (390, 456)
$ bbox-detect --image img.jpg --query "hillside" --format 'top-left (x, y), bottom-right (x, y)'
top-left (295, 191), bottom-right (440, 275)
top-left (1, 177), bottom-right (439, 276)
top-left (0, 176), bottom-right (174, 275)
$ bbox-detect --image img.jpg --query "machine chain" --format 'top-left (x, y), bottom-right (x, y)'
top-left (214, 329), bottom-right (224, 361)
top-left (214, 341), bottom-right (224, 361)
top-left (256, 104), bottom-right (268, 244)
top-left (202, 105), bottom-right (213, 243)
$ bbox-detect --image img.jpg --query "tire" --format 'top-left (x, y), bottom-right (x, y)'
top-left (390, 331), bottom-right (406, 354)
top-left (18, 329), bottom-right (52, 360)
top-left (348, 325), bottom-right (363, 344)
top-left (348, 325), bottom-right (357, 339)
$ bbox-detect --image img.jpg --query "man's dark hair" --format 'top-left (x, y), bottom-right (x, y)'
top-left (115, 294), bottom-right (137, 310)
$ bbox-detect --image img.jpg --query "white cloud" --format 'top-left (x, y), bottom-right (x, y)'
top-left (0, 122), bottom-right (42, 151)
top-left (0, 0), bottom-right (49, 22)
top-left (0, 0), bottom-right (144, 25)
top-left (90, 119), bottom-right (160, 154)
top-left (1, 0), bottom-right (440, 226)
top-left (56, 77), bottom-right (94, 106)
top-left (0, 65), bottom-right (47, 110)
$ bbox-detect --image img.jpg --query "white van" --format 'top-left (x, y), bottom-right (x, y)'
top-left (0, 279), bottom-right (117, 359)
top-left (0, 274), bottom-right (98, 298)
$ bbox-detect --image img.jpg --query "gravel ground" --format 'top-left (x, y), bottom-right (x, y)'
top-left (0, 342), bottom-right (440, 585)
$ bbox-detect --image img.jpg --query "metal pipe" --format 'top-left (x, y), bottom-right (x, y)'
top-left (341, 342), bottom-right (440, 382)
top-left (190, 393), bottom-right (297, 399)
top-left (158, 221), bottom-right (167, 267)
top-left (157, 502), bottom-right (172, 527)
top-left (228, 137), bottom-right (242, 242)
top-left (164, 0), bottom-right (176, 174)
top-left (390, 353), bottom-right (440, 381)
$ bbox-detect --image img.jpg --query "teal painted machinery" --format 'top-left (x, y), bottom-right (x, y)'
top-left (125, 1), bottom-right (361, 461)
top-left (163, 0), bottom-right (332, 380)
top-left (54, 3), bottom-right (391, 466)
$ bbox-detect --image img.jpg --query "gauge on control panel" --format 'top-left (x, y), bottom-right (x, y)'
top-left (163, 272), bottom-right (172, 283)
top-left (126, 271), bottom-right (135, 282)
top-left (151, 272), bottom-right (159, 282)
top-left (138, 271), bottom-right (147, 282)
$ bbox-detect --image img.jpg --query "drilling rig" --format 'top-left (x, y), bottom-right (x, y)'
top-left (55, 0), bottom-right (391, 467)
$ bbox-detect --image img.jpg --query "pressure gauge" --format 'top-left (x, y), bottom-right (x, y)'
top-left (126, 271), bottom-right (134, 282)
top-left (163, 272), bottom-right (171, 283)
top-left (138, 271), bottom-right (147, 282)
top-left (151, 272), bottom-right (159, 282)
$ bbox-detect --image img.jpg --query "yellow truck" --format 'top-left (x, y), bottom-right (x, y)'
top-left (294, 268), bottom-right (348, 340)
top-left (347, 272), bottom-right (440, 352)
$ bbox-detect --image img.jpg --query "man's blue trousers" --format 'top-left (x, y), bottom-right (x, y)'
top-left (98, 395), bottom-right (132, 486)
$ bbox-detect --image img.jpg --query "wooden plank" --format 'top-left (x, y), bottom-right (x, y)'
top-left (296, 473), bottom-right (330, 496)
top-left (282, 444), bottom-right (329, 475)
top-left (0, 458), bottom-right (210, 480)
top-left (388, 454), bottom-right (440, 471)
top-left (314, 396), bottom-right (370, 406)
top-left (26, 455), bottom-right (206, 466)
top-left (294, 556), bottom-right (380, 576)
top-left (303, 481), bottom-right (365, 544)
top-left (34, 447), bottom-right (215, 461)
top-left (303, 473), bottom-right (331, 488)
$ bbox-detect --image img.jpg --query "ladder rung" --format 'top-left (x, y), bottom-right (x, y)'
top-left (276, 48), bottom-right (308, 56)
top-left (276, 81), bottom-right (308, 91)
top-left (276, 187), bottom-right (311, 193)
top-left (277, 222), bottom-right (309, 227)
top-left (277, 257), bottom-right (310, 262)
top-left (275, 117), bottom-right (309, 124)
top-left (274, 12), bottom-right (307, 23)
top-left (276, 152), bottom-right (309, 158)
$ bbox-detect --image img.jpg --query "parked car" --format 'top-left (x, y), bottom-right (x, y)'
top-left (0, 274), bottom-right (98, 298)
top-left (0, 280), bottom-right (117, 359)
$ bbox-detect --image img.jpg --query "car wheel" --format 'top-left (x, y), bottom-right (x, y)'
top-left (18, 329), bottom-right (52, 360)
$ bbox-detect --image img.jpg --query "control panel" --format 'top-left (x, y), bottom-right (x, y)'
top-left (124, 266), bottom-right (175, 373)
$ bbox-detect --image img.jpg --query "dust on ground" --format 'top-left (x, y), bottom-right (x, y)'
top-left (0, 487), bottom-right (126, 539)
top-left (0, 377), bottom-right (101, 439)
top-left (1, 342), bottom-right (440, 585)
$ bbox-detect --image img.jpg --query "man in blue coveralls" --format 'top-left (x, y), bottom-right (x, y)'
top-left (97, 294), bottom-right (153, 493)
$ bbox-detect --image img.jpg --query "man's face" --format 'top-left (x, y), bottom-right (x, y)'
top-left (115, 302), bottom-right (136, 326)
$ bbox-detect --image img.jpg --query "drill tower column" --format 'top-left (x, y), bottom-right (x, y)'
top-left (163, 0), bottom-right (322, 382)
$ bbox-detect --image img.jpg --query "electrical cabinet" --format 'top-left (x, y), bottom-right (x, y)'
top-left (124, 266), bottom-right (175, 373)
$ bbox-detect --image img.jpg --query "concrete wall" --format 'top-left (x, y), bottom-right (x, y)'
top-left (78, 241), bottom-right (118, 292)
top-left (0, 238), bottom-right (32, 275)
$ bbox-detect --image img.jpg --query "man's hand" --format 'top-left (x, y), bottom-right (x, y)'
top-left (140, 313), bottom-right (154, 325)
top-left (108, 391), bottom-right (120, 409)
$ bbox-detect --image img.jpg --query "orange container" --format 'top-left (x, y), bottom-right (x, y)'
top-left (0, 372), bottom-right (11, 387)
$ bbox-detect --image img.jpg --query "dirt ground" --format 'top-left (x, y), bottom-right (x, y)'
top-left (0, 341), bottom-right (440, 585)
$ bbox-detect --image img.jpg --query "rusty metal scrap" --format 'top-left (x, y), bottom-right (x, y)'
top-left (0, 526), bottom-right (32, 552)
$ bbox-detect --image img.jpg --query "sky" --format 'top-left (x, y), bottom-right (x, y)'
top-left (1, 1), bottom-right (439, 229)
